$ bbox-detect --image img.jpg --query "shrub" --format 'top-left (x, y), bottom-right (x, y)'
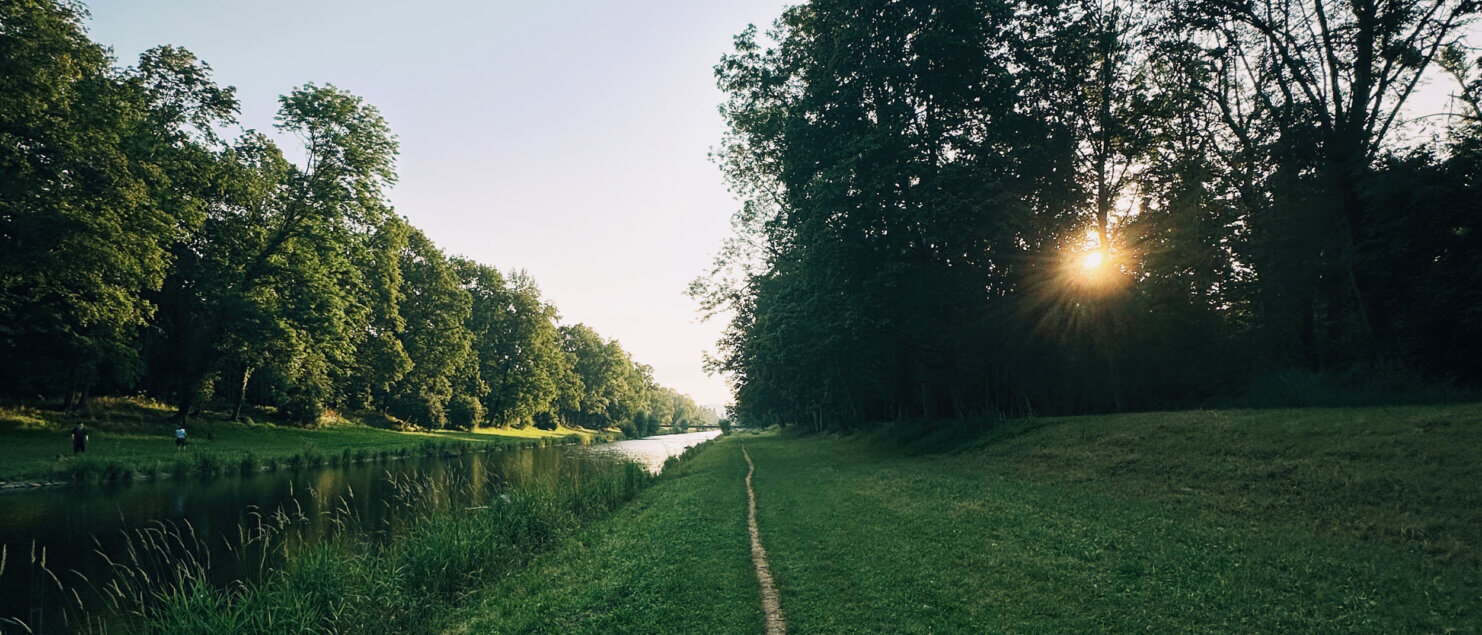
top-left (532, 411), bottom-right (559, 431)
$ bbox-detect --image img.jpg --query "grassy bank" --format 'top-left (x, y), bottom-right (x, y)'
top-left (746, 403), bottom-right (1482, 632)
top-left (450, 438), bottom-right (763, 633)
top-left (0, 398), bottom-right (610, 484)
top-left (446, 404), bottom-right (1480, 632)
top-left (129, 459), bottom-right (653, 634)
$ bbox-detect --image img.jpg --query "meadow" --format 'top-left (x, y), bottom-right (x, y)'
top-left (451, 404), bottom-right (1482, 632)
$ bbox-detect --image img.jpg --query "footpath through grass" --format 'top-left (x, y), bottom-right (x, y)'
top-left (448, 403), bottom-right (1480, 632)
top-left (450, 436), bottom-right (764, 634)
top-left (0, 398), bottom-right (605, 484)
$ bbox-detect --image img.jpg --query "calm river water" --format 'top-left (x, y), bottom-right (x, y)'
top-left (0, 430), bottom-right (720, 631)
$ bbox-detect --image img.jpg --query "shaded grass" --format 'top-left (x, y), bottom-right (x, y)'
top-left (742, 404), bottom-right (1482, 632)
top-left (449, 438), bottom-right (763, 634)
top-left (0, 399), bottom-right (608, 484)
top-left (876, 403), bottom-right (1482, 563)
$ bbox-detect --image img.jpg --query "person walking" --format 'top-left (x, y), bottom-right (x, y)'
top-left (71, 423), bottom-right (88, 455)
top-left (174, 425), bottom-right (187, 450)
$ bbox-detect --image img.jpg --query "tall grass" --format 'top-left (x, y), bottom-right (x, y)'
top-left (141, 461), bottom-right (650, 633)
top-left (0, 455), bottom-right (653, 634)
top-left (42, 439), bottom-right (517, 485)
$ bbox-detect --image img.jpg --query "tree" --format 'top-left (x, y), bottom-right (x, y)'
top-left (389, 228), bottom-right (476, 428)
top-left (1185, 0), bottom-right (1479, 358)
top-left (153, 83), bottom-right (399, 422)
top-left (461, 266), bottom-right (571, 427)
top-left (559, 324), bottom-right (649, 429)
top-left (0, 4), bottom-right (234, 405)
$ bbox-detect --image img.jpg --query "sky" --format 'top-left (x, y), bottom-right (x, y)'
top-left (85, 0), bottom-right (796, 407)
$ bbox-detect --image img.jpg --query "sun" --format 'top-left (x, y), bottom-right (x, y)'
top-left (1081, 250), bottom-right (1104, 271)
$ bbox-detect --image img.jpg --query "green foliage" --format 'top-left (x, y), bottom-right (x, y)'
top-left (0, 2), bottom-right (234, 400)
top-left (700, 0), bottom-right (1482, 427)
top-left (460, 265), bottom-right (571, 428)
top-left (0, 1), bottom-right (709, 435)
top-left (558, 324), bottom-right (653, 430)
top-left (387, 227), bottom-right (475, 428)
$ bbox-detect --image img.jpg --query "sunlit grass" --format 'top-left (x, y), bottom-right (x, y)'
top-left (0, 400), bottom-right (607, 483)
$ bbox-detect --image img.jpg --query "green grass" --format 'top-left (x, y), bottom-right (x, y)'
top-left (0, 398), bottom-right (607, 483)
top-left (446, 404), bottom-right (1481, 632)
top-left (133, 460), bottom-right (653, 634)
top-left (744, 404), bottom-right (1482, 632)
top-left (449, 438), bottom-right (764, 634)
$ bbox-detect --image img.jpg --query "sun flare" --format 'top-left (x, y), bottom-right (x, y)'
top-left (1081, 250), bottom-right (1104, 271)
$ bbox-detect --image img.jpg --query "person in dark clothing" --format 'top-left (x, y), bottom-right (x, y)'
top-left (71, 423), bottom-right (88, 455)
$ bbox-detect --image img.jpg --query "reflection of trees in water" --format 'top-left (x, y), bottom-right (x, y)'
top-left (1, 436), bottom-right (718, 629)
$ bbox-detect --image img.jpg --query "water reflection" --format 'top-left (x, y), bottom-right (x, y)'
top-left (568, 430), bottom-right (722, 472)
top-left (0, 431), bottom-right (718, 629)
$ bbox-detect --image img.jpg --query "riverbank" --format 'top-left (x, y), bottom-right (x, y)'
top-left (452, 403), bottom-right (1481, 631)
top-left (131, 457), bottom-right (654, 634)
top-left (450, 435), bottom-right (763, 633)
top-left (0, 399), bottom-right (613, 485)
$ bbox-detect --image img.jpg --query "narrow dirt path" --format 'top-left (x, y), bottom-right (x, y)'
top-left (743, 446), bottom-right (786, 635)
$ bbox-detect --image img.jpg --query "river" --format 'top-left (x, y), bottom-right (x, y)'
top-left (0, 430), bottom-right (720, 631)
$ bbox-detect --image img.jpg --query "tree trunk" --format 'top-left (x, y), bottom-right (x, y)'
top-left (1300, 291), bottom-right (1318, 369)
top-left (231, 365), bottom-right (253, 421)
top-left (1105, 350), bottom-right (1125, 412)
top-left (176, 372), bottom-right (206, 423)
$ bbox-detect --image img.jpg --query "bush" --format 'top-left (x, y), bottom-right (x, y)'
top-left (446, 394), bottom-right (485, 430)
top-left (533, 411), bottom-right (559, 431)
top-left (278, 396), bottom-right (324, 425)
top-left (239, 452), bottom-right (259, 475)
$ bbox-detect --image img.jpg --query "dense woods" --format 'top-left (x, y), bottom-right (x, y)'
top-left (696, 0), bottom-right (1482, 428)
top-left (0, 0), bottom-right (715, 433)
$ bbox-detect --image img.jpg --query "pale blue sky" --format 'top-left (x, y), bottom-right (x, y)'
top-left (86, 0), bottom-right (794, 406)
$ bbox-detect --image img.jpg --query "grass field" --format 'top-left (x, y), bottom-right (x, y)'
top-left (0, 398), bottom-right (608, 483)
top-left (451, 403), bottom-right (1481, 632)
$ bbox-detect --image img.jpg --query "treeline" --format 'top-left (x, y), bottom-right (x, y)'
top-left (696, 0), bottom-right (1482, 428)
top-left (0, 0), bottom-right (714, 433)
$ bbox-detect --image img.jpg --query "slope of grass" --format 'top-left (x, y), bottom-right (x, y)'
top-left (744, 404), bottom-right (1482, 632)
top-left (449, 437), bottom-right (763, 634)
top-left (0, 398), bottom-right (606, 483)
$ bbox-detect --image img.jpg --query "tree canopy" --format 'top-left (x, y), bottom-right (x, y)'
top-left (0, 0), bottom-right (705, 434)
top-left (697, 0), bottom-right (1482, 428)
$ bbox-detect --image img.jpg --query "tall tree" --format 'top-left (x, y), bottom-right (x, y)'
top-left (1186, 0), bottom-right (1479, 358)
top-left (460, 265), bottom-right (571, 427)
top-left (388, 228), bottom-right (476, 428)
top-left (0, 3), bottom-right (238, 405)
top-left (155, 83), bottom-right (398, 421)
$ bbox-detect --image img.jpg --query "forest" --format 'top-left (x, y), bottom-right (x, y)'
top-left (0, 0), bottom-right (714, 435)
top-left (695, 0), bottom-right (1482, 428)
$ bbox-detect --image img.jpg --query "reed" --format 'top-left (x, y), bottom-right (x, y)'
top-left (1, 456), bottom-right (652, 633)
